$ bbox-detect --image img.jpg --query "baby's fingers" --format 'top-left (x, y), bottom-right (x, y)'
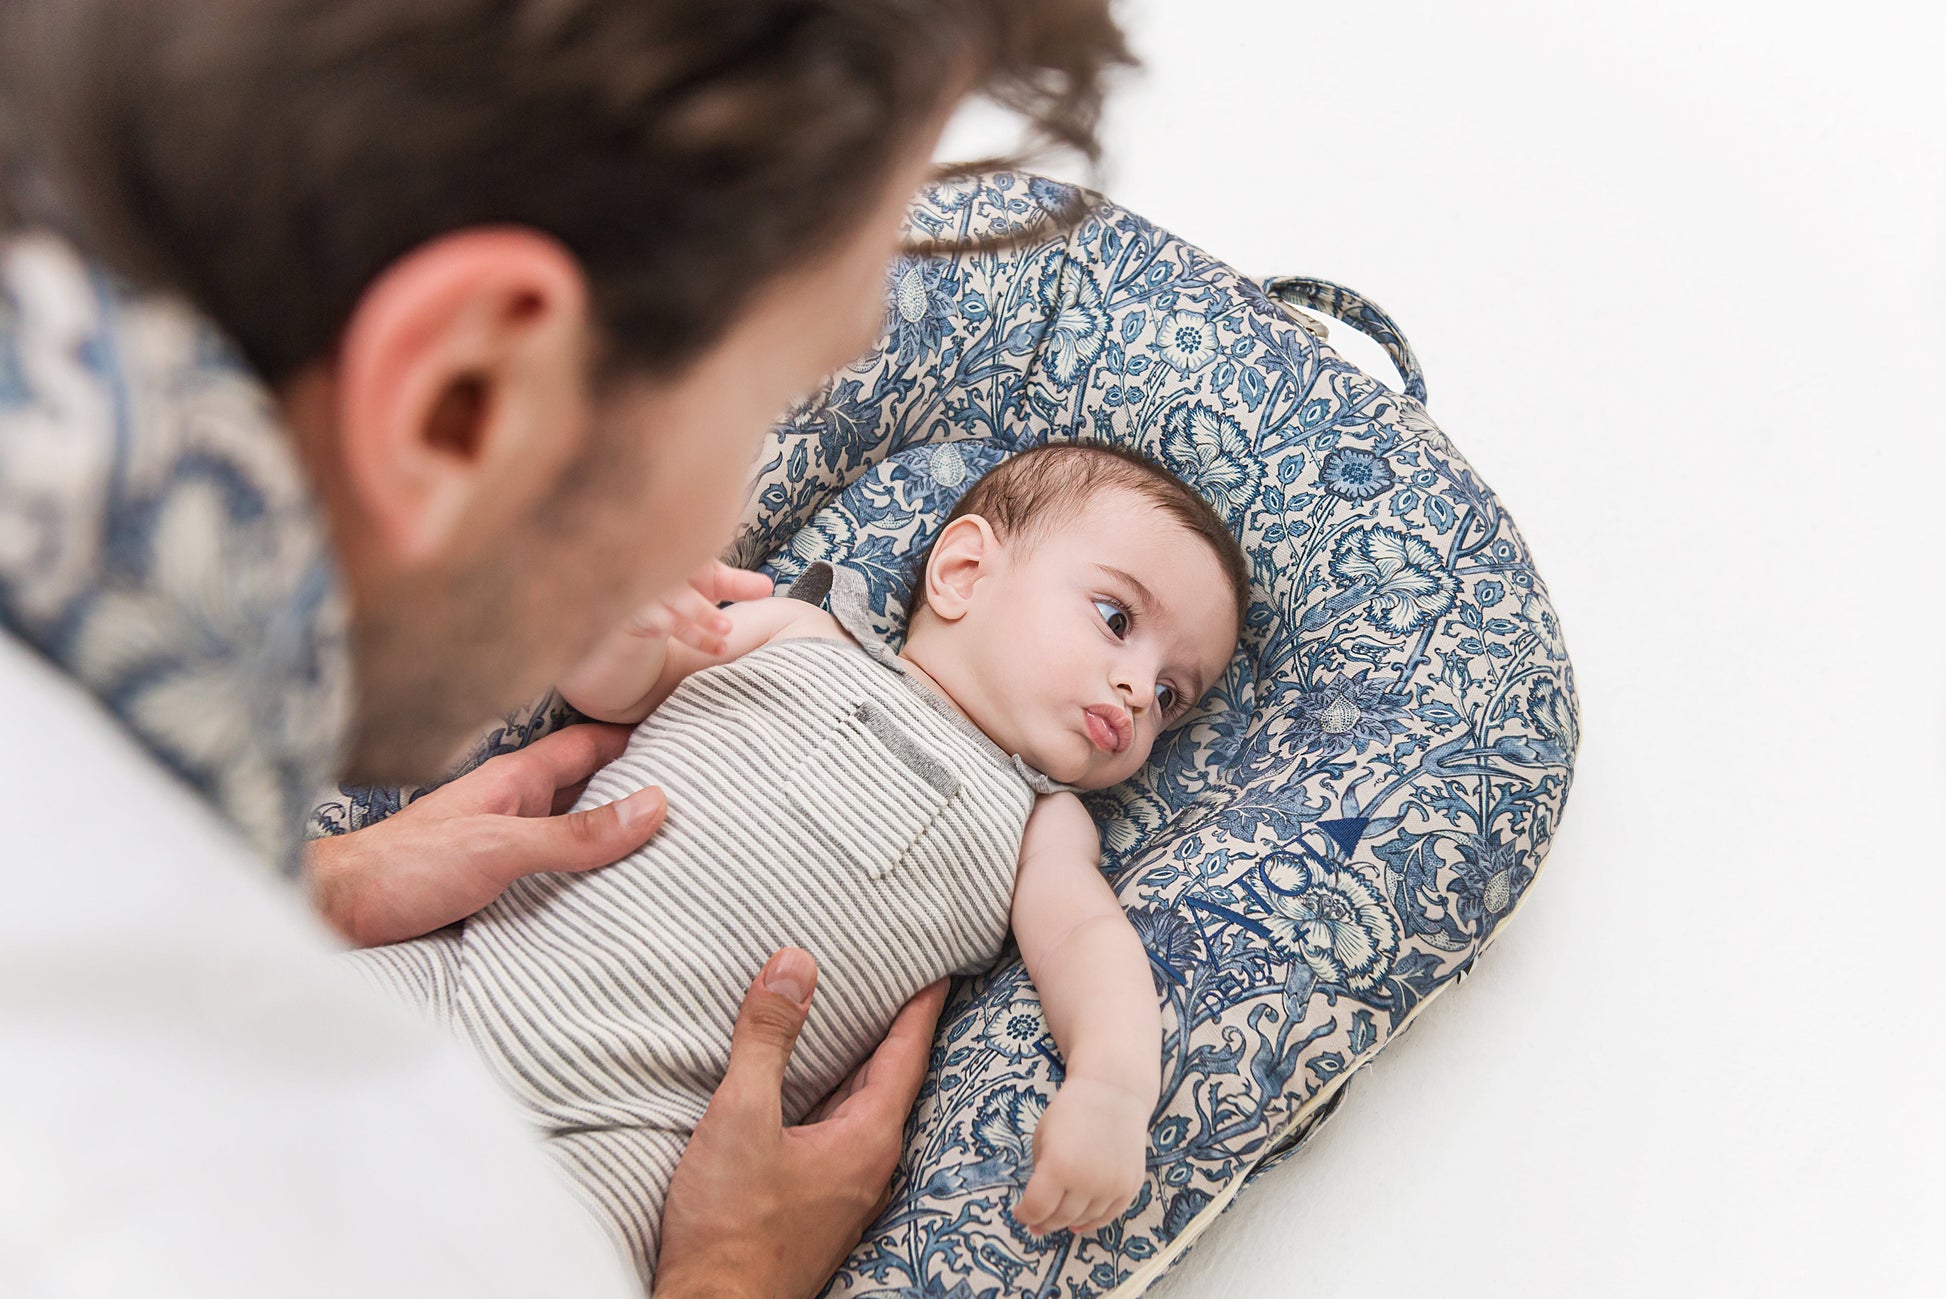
top-left (695, 560), bottom-right (774, 604)
top-left (1027, 1189), bottom-right (1084, 1236)
top-left (1074, 1196), bottom-right (1124, 1234)
top-left (621, 601), bottom-right (676, 638)
top-left (1014, 1167), bottom-right (1061, 1232)
top-left (1057, 1191), bottom-right (1111, 1236)
top-left (661, 586), bottom-right (733, 652)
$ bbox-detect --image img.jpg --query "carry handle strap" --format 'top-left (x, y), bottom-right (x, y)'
top-left (1261, 276), bottom-right (1428, 404)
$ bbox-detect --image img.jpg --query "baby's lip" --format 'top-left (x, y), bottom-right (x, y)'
top-left (1082, 704), bottom-right (1132, 755)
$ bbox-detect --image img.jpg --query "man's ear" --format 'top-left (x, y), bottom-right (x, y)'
top-left (923, 514), bottom-right (999, 621)
top-left (332, 227), bottom-right (592, 567)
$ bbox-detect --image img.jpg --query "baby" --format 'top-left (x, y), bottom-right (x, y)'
top-left (349, 442), bottom-right (1247, 1289)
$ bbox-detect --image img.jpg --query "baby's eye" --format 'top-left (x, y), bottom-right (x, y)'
top-left (1092, 598), bottom-right (1131, 639)
top-left (1155, 682), bottom-right (1180, 716)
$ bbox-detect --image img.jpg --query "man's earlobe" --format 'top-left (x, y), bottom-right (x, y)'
top-left (924, 515), bottom-right (997, 620)
top-left (331, 228), bottom-right (592, 567)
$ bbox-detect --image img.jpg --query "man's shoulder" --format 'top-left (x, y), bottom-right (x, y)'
top-left (0, 630), bottom-right (638, 1297)
top-left (0, 628), bottom-right (261, 887)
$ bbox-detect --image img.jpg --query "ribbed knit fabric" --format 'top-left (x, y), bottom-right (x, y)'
top-left (347, 562), bottom-right (1056, 1289)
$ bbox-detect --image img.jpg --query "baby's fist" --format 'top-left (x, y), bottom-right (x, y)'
top-left (1014, 1076), bottom-right (1149, 1237)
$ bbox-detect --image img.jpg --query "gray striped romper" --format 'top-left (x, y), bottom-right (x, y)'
top-left (347, 562), bottom-right (1066, 1289)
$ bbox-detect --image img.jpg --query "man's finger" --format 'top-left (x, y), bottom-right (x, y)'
top-left (547, 778), bottom-right (593, 818)
top-left (717, 948), bottom-right (818, 1125)
top-left (803, 1057), bottom-right (869, 1125)
top-left (493, 783), bottom-right (666, 878)
top-left (494, 723), bottom-right (635, 814)
top-left (830, 978), bottom-right (946, 1130)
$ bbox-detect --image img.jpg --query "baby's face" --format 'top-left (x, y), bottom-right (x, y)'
top-left (933, 489), bottom-right (1241, 790)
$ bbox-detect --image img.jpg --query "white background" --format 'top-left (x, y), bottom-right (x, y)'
top-left (943, 2), bottom-right (1946, 1294)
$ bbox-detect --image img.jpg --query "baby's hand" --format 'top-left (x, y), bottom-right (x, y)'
top-left (560, 561), bottom-right (774, 722)
top-left (1014, 1075), bottom-right (1150, 1236)
top-left (621, 560), bottom-right (775, 655)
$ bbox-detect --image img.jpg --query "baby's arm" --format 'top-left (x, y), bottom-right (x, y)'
top-left (1008, 791), bottom-right (1160, 1236)
top-left (560, 593), bottom-right (818, 723)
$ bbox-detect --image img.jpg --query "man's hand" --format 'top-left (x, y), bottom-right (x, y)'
top-left (655, 950), bottom-right (948, 1299)
top-left (306, 723), bottom-right (667, 948)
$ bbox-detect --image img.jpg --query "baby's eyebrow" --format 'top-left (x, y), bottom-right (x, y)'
top-left (1094, 563), bottom-right (1157, 613)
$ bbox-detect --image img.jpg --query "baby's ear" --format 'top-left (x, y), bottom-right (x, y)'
top-left (923, 514), bottom-right (998, 620)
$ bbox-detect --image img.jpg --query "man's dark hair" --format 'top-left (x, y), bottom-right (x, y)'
top-left (0, 0), bottom-right (1133, 386)
top-left (909, 442), bottom-right (1252, 629)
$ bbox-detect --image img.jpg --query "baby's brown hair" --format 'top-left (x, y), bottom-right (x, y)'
top-left (908, 442), bottom-right (1251, 629)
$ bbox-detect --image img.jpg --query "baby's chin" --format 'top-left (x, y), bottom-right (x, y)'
top-left (1028, 731), bottom-right (1152, 791)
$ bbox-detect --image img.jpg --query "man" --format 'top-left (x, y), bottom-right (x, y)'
top-left (0, 2), bottom-right (1130, 1294)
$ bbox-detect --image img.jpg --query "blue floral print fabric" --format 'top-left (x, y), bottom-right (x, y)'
top-left (728, 173), bottom-right (1580, 1297)
top-left (311, 171), bottom-right (1579, 1297)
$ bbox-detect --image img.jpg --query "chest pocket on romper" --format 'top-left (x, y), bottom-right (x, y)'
top-left (784, 700), bottom-right (960, 881)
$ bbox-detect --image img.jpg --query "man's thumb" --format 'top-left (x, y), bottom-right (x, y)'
top-left (507, 784), bottom-right (666, 877)
top-left (721, 948), bottom-right (818, 1111)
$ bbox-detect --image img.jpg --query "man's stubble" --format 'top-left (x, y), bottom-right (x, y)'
top-left (339, 392), bottom-right (671, 786)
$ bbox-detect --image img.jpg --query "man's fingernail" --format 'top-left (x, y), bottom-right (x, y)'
top-left (618, 786), bottom-right (665, 831)
top-left (765, 948), bottom-right (813, 1004)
